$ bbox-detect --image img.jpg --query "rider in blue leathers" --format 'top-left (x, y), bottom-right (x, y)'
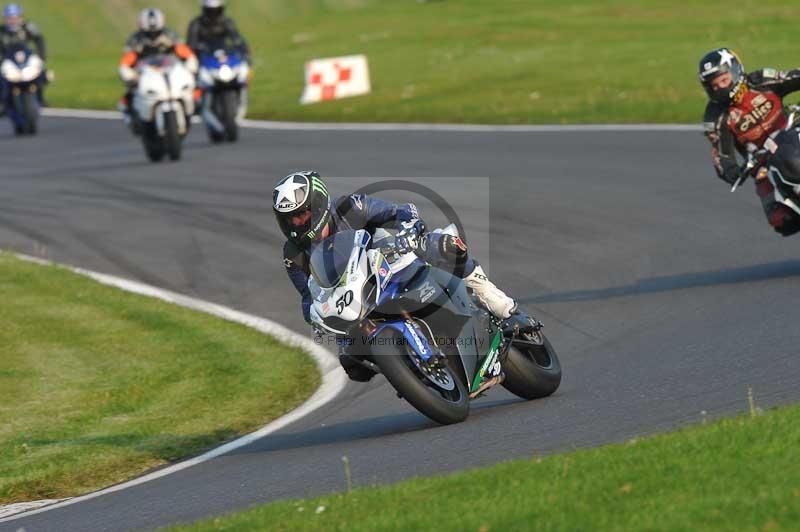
top-left (0, 3), bottom-right (47, 115)
top-left (274, 171), bottom-right (517, 381)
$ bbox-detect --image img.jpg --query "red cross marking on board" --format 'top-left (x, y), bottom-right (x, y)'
top-left (336, 63), bottom-right (352, 82)
top-left (307, 62), bottom-right (355, 100)
top-left (321, 85), bottom-right (336, 100)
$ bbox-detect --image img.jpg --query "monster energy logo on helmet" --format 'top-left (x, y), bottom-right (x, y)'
top-left (310, 175), bottom-right (328, 195)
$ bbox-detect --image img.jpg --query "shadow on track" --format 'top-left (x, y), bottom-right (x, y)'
top-left (229, 397), bottom-right (524, 457)
top-left (520, 259), bottom-right (800, 304)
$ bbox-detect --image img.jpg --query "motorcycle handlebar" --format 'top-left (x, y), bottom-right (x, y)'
top-left (731, 149), bottom-right (769, 192)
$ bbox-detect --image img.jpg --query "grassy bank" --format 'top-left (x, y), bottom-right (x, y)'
top-left (20, 0), bottom-right (800, 124)
top-left (174, 403), bottom-right (800, 531)
top-left (0, 253), bottom-right (319, 504)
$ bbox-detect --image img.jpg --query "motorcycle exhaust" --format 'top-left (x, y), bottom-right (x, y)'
top-left (469, 372), bottom-right (505, 399)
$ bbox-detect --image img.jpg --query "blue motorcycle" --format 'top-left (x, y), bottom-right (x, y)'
top-left (1, 44), bottom-right (44, 135)
top-left (197, 48), bottom-right (250, 143)
top-left (308, 227), bottom-right (562, 425)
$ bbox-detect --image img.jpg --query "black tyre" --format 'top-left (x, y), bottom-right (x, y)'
top-left (207, 127), bottom-right (225, 144)
top-left (501, 331), bottom-right (562, 400)
top-left (372, 329), bottom-right (470, 425)
top-left (164, 111), bottom-right (182, 161)
top-left (21, 92), bottom-right (38, 135)
top-left (143, 127), bottom-right (165, 162)
top-left (221, 89), bottom-right (239, 142)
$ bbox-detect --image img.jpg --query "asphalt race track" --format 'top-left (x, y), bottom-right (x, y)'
top-left (2, 116), bottom-right (799, 531)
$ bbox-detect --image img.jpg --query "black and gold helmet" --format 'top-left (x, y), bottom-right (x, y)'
top-left (273, 171), bottom-right (332, 247)
top-left (698, 48), bottom-right (746, 105)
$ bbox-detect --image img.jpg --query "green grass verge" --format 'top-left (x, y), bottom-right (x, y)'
top-left (0, 253), bottom-right (319, 504)
top-left (173, 403), bottom-right (800, 531)
top-left (20, 0), bottom-right (800, 124)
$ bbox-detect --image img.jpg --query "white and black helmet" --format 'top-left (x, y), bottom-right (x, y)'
top-left (273, 171), bottom-right (332, 246)
top-left (201, 0), bottom-right (225, 19)
top-left (138, 8), bottom-right (165, 35)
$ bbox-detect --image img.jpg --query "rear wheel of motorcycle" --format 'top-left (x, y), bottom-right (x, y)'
top-left (221, 90), bottom-right (239, 142)
top-left (373, 329), bottom-right (469, 425)
top-left (143, 127), bottom-right (165, 162)
top-left (501, 332), bottom-right (561, 400)
top-left (165, 111), bottom-right (182, 161)
top-left (22, 92), bottom-right (38, 135)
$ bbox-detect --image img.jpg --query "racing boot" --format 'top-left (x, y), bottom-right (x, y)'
top-left (118, 96), bottom-right (131, 123)
top-left (464, 264), bottom-right (516, 319)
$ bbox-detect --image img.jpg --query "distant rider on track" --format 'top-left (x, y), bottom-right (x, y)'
top-left (274, 171), bottom-right (518, 381)
top-left (118, 8), bottom-right (197, 128)
top-left (186, 0), bottom-right (250, 108)
top-left (699, 48), bottom-right (800, 236)
top-left (0, 3), bottom-right (47, 115)
top-left (187, 0), bottom-right (250, 62)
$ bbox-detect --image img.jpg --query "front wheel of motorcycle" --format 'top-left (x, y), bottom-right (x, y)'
top-left (221, 90), bottom-right (239, 142)
top-left (165, 111), bottom-right (182, 161)
top-left (501, 331), bottom-right (561, 400)
top-left (21, 91), bottom-right (38, 135)
top-left (373, 329), bottom-right (470, 425)
top-left (143, 127), bottom-right (165, 162)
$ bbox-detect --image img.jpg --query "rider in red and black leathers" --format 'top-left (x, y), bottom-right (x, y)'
top-left (700, 48), bottom-right (800, 236)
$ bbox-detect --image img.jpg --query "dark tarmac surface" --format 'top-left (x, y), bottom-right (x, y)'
top-left (1, 117), bottom-right (798, 531)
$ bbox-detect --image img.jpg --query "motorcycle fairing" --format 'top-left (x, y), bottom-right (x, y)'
top-left (133, 54), bottom-right (195, 132)
top-left (309, 227), bottom-right (507, 390)
top-left (310, 230), bottom-right (374, 333)
top-left (369, 319), bottom-right (434, 362)
top-left (470, 330), bottom-right (503, 392)
top-left (1, 46), bottom-right (42, 129)
top-left (0, 48), bottom-right (42, 84)
top-left (378, 264), bottom-right (498, 388)
top-left (198, 49), bottom-right (249, 90)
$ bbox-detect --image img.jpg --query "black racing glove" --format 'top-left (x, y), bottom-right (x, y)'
top-left (747, 70), bottom-right (766, 86)
top-left (719, 160), bottom-right (743, 186)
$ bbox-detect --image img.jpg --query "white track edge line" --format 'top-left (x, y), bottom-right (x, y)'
top-left (0, 253), bottom-right (348, 523)
top-left (41, 107), bottom-right (700, 132)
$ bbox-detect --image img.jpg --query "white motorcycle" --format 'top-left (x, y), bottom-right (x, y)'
top-left (1, 44), bottom-right (44, 135)
top-left (122, 54), bottom-right (196, 162)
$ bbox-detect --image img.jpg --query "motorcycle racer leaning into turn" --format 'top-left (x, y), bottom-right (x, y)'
top-left (0, 3), bottom-right (47, 114)
top-left (118, 8), bottom-right (198, 128)
top-left (274, 171), bottom-right (518, 382)
top-left (700, 48), bottom-right (800, 236)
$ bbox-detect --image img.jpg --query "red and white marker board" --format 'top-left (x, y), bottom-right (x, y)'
top-left (300, 54), bottom-right (371, 104)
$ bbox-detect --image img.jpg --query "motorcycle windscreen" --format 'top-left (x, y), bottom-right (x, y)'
top-left (309, 229), bottom-right (361, 289)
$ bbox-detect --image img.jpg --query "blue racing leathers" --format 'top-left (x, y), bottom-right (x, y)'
top-left (282, 193), bottom-right (475, 323)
